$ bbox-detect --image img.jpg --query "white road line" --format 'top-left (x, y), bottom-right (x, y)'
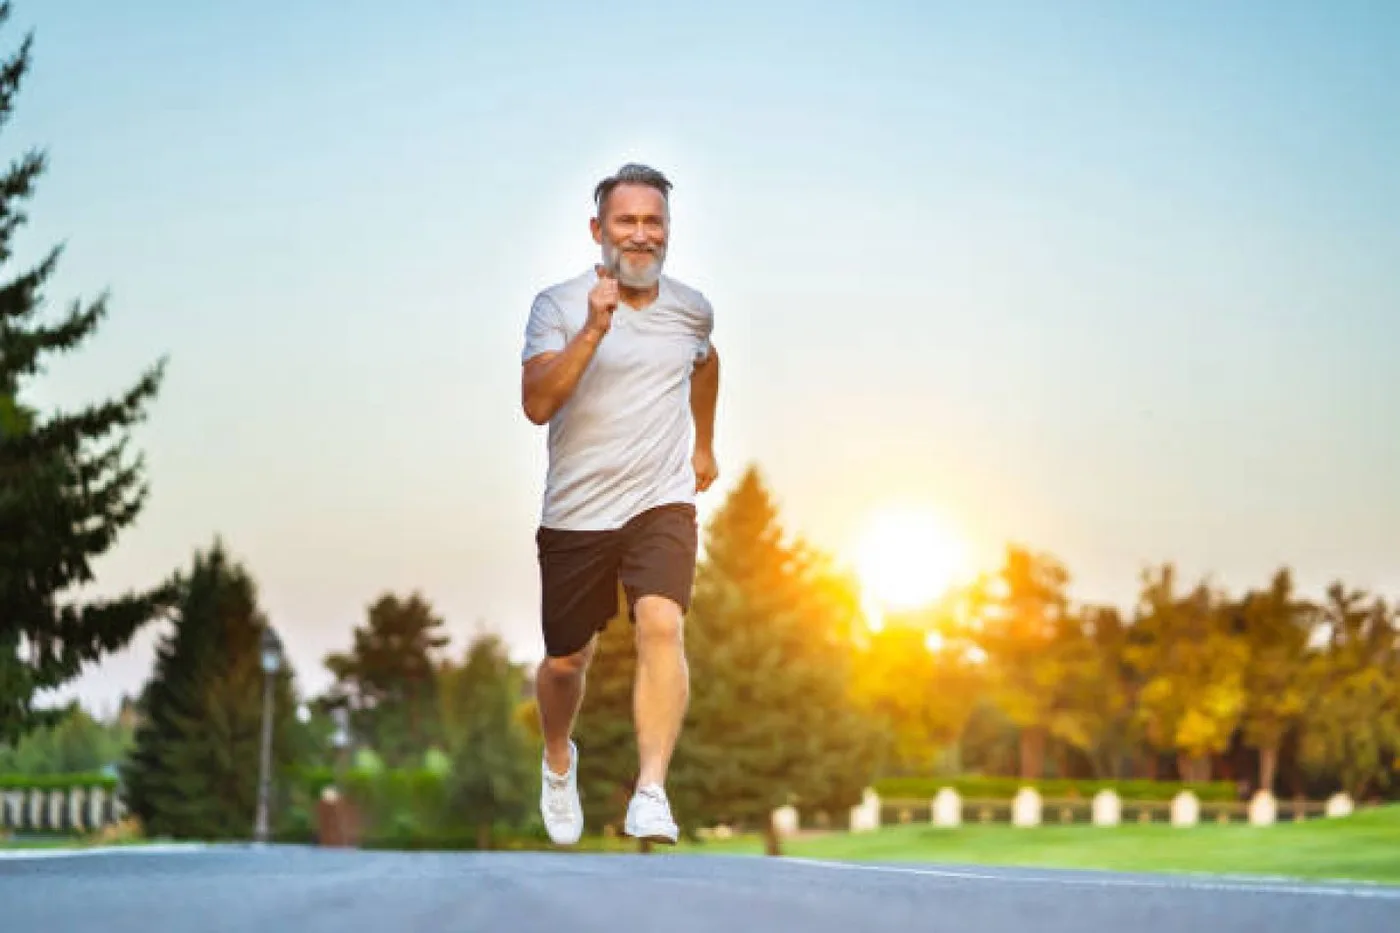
top-left (781, 857), bottom-right (1400, 901)
top-left (0, 843), bottom-right (208, 860)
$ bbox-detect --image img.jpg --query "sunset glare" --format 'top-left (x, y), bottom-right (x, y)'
top-left (852, 507), bottom-right (969, 613)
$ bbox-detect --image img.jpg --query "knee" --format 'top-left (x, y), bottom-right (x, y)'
top-left (635, 596), bottom-right (684, 646)
top-left (540, 640), bottom-right (594, 680)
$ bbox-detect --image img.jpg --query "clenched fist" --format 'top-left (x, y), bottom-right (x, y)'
top-left (693, 447), bottom-right (719, 493)
top-left (586, 264), bottom-right (619, 338)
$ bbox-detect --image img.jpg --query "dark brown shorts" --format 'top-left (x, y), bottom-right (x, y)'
top-left (535, 502), bottom-right (698, 658)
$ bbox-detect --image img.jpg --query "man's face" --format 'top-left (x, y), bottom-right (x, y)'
top-left (591, 182), bottom-right (669, 288)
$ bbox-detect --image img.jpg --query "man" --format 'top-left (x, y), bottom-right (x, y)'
top-left (519, 163), bottom-right (720, 845)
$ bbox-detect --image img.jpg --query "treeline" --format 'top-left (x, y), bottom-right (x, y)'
top-left (856, 547), bottom-right (1400, 803)
top-left (110, 467), bottom-right (878, 851)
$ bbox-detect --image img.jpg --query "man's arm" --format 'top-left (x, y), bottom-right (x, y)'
top-left (521, 267), bottom-right (618, 425)
top-left (521, 329), bottom-right (604, 425)
top-left (690, 345), bottom-right (720, 491)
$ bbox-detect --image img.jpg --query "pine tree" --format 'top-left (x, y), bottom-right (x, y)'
top-left (673, 465), bottom-right (881, 854)
top-left (322, 592), bottom-right (449, 766)
top-left (0, 5), bottom-right (173, 743)
top-left (122, 541), bottom-right (299, 840)
top-left (444, 633), bottom-right (533, 848)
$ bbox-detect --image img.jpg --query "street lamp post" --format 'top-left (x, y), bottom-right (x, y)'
top-left (254, 625), bottom-right (283, 844)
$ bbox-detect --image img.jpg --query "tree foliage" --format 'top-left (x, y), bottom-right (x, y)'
top-left (323, 592), bottom-right (449, 766)
top-left (0, 2), bottom-right (173, 744)
top-left (443, 633), bottom-right (533, 848)
top-left (673, 465), bottom-right (882, 852)
top-left (122, 542), bottom-right (300, 840)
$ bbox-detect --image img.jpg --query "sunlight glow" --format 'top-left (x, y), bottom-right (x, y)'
top-left (853, 505), bottom-right (970, 613)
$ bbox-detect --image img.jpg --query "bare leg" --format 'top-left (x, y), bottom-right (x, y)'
top-left (535, 637), bottom-right (596, 775)
top-left (633, 596), bottom-right (689, 787)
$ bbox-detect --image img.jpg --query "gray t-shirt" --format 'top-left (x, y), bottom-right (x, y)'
top-left (522, 268), bottom-right (715, 531)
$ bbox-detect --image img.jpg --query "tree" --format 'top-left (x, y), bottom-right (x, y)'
top-left (965, 545), bottom-right (1076, 779)
top-left (1299, 584), bottom-right (1400, 800)
top-left (1126, 564), bottom-right (1247, 782)
top-left (0, 3), bottom-right (173, 744)
top-left (443, 633), bottom-right (533, 849)
top-left (1075, 604), bottom-right (1141, 779)
top-left (673, 465), bottom-right (882, 855)
top-left (1236, 568), bottom-right (1314, 794)
top-left (322, 592), bottom-right (449, 766)
top-left (0, 700), bottom-right (133, 774)
top-left (851, 604), bottom-right (984, 775)
top-left (122, 541), bottom-right (300, 840)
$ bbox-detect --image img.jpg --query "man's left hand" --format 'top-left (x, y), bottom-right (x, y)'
top-left (693, 447), bottom-right (719, 493)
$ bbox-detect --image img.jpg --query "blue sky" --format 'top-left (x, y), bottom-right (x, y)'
top-left (10, 1), bottom-right (1398, 713)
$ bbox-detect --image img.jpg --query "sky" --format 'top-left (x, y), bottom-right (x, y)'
top-left (8, 0), bottom-right (1398, 716)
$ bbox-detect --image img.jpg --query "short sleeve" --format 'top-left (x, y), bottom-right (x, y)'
top-left (522, 293), bottom-right (567, 363)
top-left (693, 293), bottom-right (715, 365)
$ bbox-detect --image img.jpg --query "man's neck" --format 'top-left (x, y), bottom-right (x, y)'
top-left (618, 281), bottom-right (660, 308)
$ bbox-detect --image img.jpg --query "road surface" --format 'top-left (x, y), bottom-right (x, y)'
top-left (2, 845), bottom-right (1397, 932)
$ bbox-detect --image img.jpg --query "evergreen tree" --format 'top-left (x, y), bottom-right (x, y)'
top-left (323, 592), bottom-right (449, 766)
top-left (0, 3), bottom-right (174, 744)
top-left (122, 541), bottom-right (299, 840)
top-left (674, 465), bottom-right (881, 855)
top-left (444, 633), bottom-right (533, 848)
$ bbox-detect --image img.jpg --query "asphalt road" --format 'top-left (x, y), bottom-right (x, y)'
top-left (2, 845), bottom-right (1398, 932)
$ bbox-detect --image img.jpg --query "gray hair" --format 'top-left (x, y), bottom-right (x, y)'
top-left (593, 163), bottom-right (672, 217)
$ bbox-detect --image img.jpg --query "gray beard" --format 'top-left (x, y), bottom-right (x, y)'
top-left (603, 242), bottom-right (665, 288)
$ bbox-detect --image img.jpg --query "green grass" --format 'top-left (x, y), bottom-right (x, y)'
top-left (681, 805), bottom-right (1400, 885)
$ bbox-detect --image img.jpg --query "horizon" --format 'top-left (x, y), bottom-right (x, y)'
top-left (6, 0), bottom-right (1397, 716)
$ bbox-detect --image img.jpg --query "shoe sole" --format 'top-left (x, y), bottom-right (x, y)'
top-left (625, 824), bottom-right (678, 845)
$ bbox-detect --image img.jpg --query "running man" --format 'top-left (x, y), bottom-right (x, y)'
top-left (519, 163), bottom-right (720, 845)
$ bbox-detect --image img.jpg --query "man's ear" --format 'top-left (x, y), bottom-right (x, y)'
top-left (590, 216), bottom-right (603, 245)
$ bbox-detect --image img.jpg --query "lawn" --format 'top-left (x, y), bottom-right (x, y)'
top-left (681, 805), bottom-right (1400, 885)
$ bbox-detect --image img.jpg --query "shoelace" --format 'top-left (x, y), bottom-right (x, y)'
top-left (544, 772), bottom-right (573, 821)
top-left (635, 784), bottom-right (668, 808)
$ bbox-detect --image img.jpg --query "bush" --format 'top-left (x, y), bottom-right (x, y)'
top-left (0, 772), bottom-right (119, 791)
top-left (873, 775), bottom-right (1240, 803)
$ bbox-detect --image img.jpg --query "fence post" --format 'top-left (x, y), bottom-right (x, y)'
top-left (1012, 787), bottom-right (1042, 827)
top-left (1092, 789), bottom-right (1121, 827)
top-left (1248, 790), bottom-right (1277, 826)
top-left (1170, 791), bottom-right (1199, 827)
top-left (932, 787), bottom-right (962, 828)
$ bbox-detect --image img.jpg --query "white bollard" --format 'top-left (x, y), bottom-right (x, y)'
top-left (772, 805), bottom-right (799, 838)
top-left (1012, 787), bottom-right (1042, 828)
top-left (1249, 790), bottom-right (1277, 826)
top-left (932, 788), bottom-right (962, 828)
top-left (1092, 789), bottom-right (1121, 827)
top-left (850, 788), bottom-right (881, 833)
top-left (1170, 791), bottom-right (1199, 827)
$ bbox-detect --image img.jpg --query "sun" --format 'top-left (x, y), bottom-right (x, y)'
top-left (852, 506), bottom-right (969, 614)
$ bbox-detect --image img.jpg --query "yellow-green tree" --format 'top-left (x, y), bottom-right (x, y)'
top-left (1126, 564), bottom-right (1247, 782)
top-left (966, 545), bottom-right (1077, 779)
top-left (851, 613), bottom-right (984, 774)
top-left (1237, 568), bottom-right (1314, 794)
top-left (1299, 584), bottom-right (1400, 800)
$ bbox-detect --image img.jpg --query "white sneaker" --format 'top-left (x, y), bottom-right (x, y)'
top-left (540, 740), bottom-right (583, 845)
top-left (625, 783), bottom-right (678, 844)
